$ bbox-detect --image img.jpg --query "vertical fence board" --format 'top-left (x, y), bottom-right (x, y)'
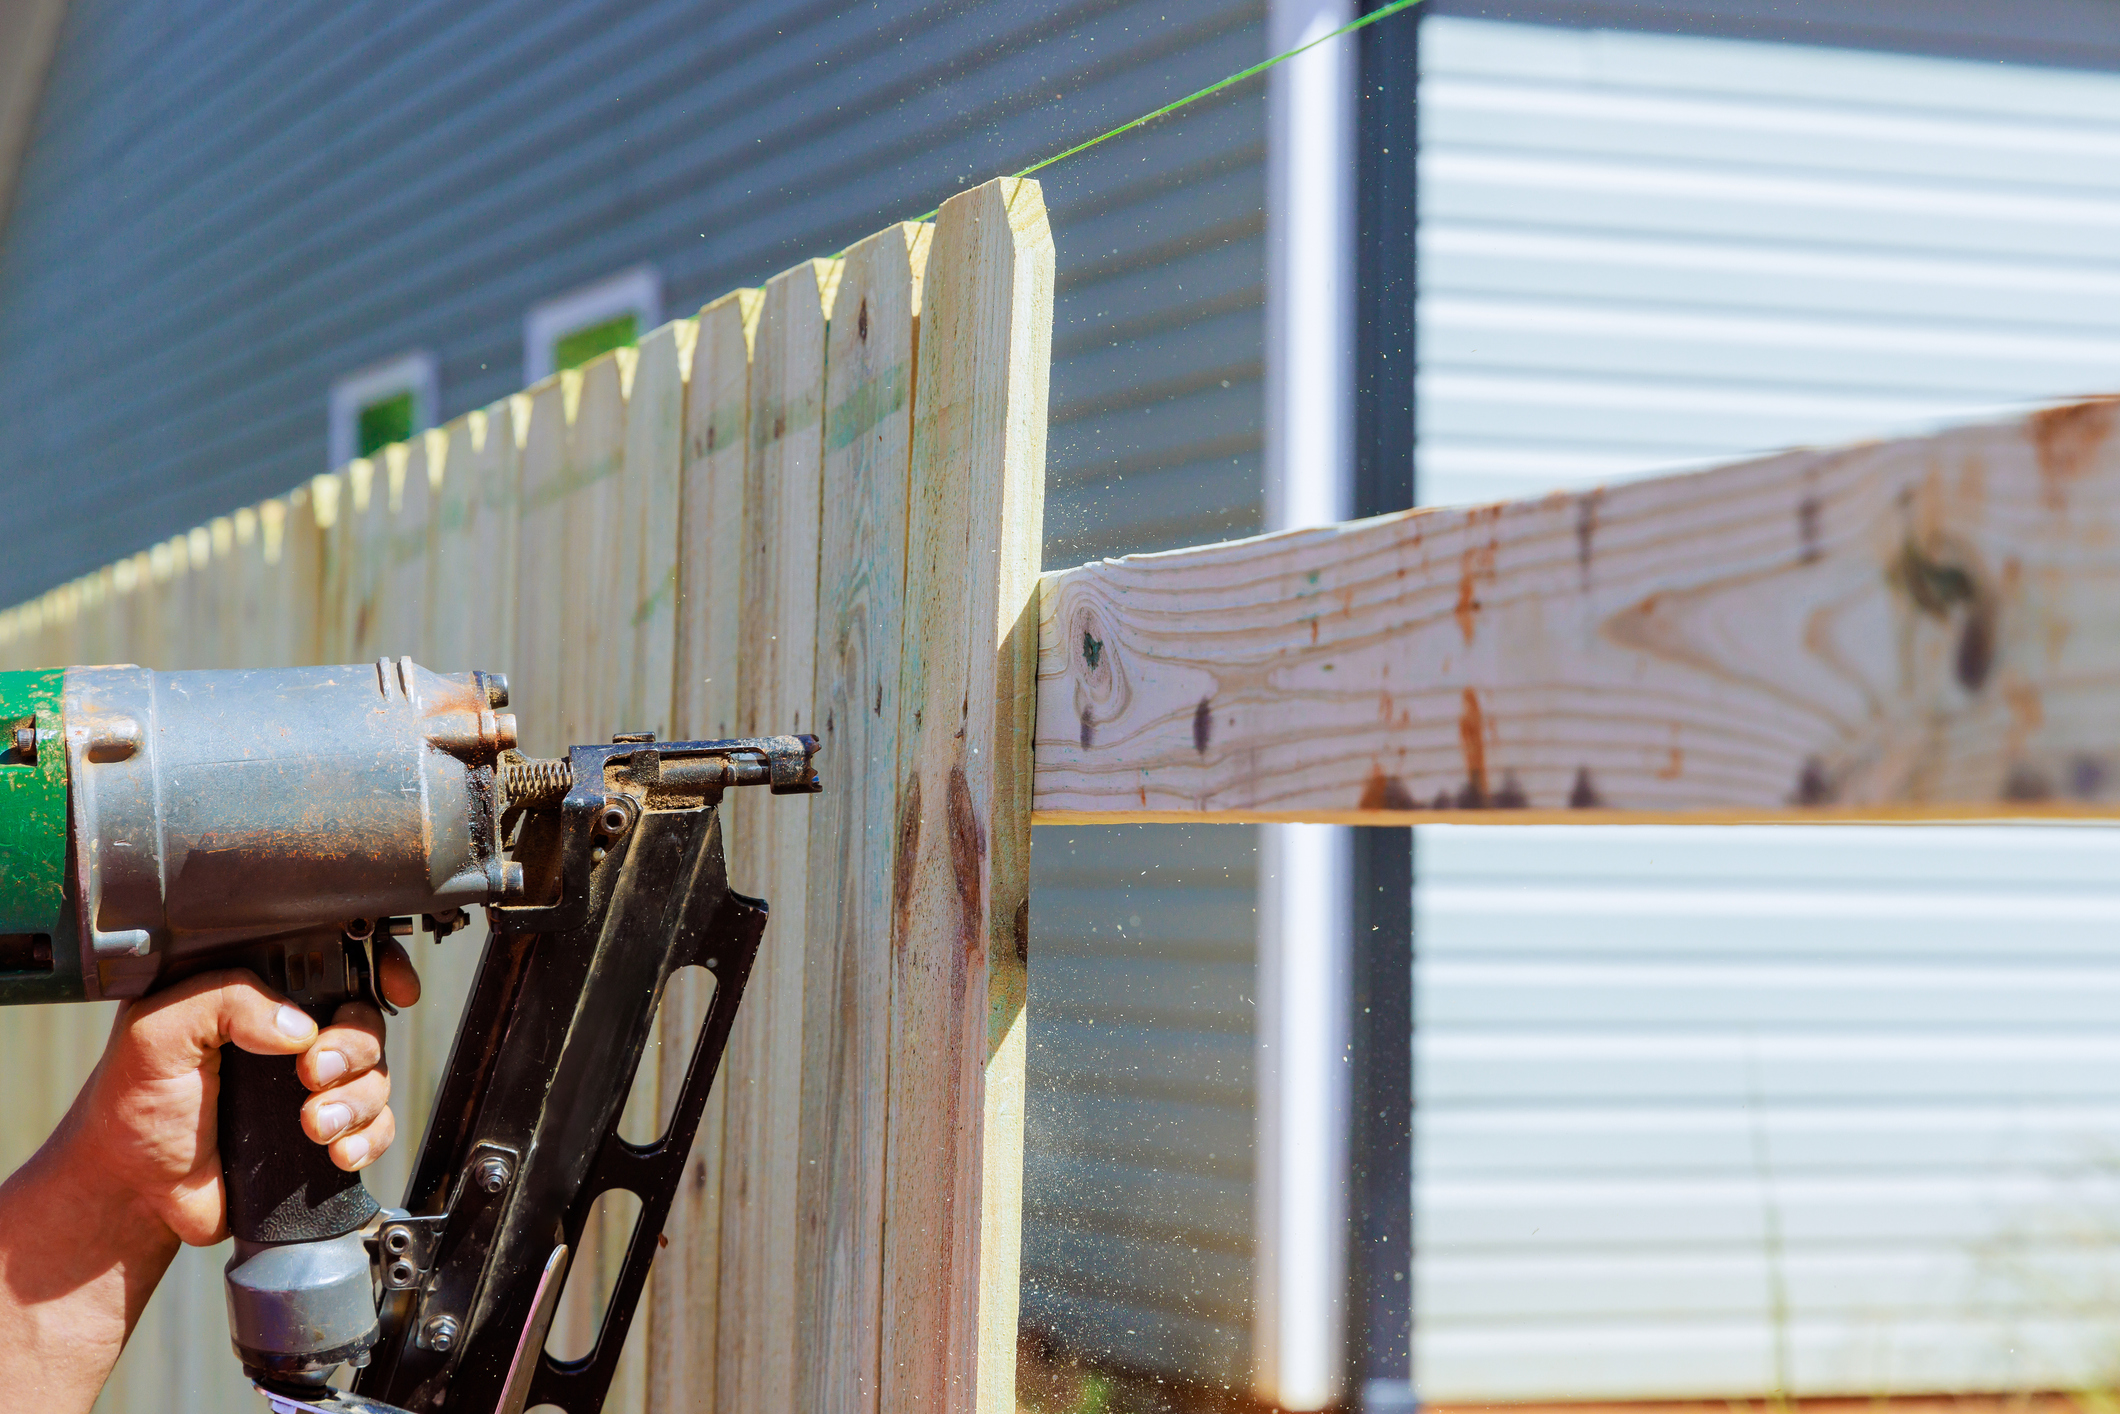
top-left (159, 533), bottom-right (196, 668)
top-left (523, 348), bottom-right (654, 1409)
top-left (611, 319), bottom-right (692, 741)
top-left (555, 354), bottom-right (628, 751)
top-left (427, 405), bottom-right (519, 678)
top-left (225, 509), bottom-right (270, 669)
top-left (367, 437), bottom-right (437, 1215)
top-left (73, 568), bottom-right (116, 668)
top-left (881, 178), bottom-right (1052, 1414)
top-left (382, 438), bottom-right (437, 666)
top-left (797, 221), bottom-right (928, 1414)
top-left (653, 286), bottom-right (760, 1414)
top-left (718, 257), bottom-right (836, 1414)
top-left (3, 186), bottom-right (1054, 1414)
top-left (403, 401), bottom-right (522, 1248)
top-left (116, 551), bottom-right (154, 668)
top-left (326, 458), bottom-right (387, 665)
top-left (205, 517), bottom-right (239, 667)
top-left (512, 383), bottom-right (567, 759)
top-left (277, 484), bottom-right (329, 668)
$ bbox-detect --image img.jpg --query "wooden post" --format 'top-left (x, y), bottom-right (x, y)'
top-left (881, 177), bottom-right (1054, 1414)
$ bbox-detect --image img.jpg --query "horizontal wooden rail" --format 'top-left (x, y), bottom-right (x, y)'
top-left (1034, 397), bottom-right (2120, 825)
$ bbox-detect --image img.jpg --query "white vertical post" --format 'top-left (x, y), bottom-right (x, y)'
top-left (1257, 0), bottom-right (1356, 1407)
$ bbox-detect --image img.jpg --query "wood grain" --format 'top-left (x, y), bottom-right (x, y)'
top-left (533, 346), bottom-right (653, 1411)
top-left (398, 405), bottom-right (519, 1254)
top-left (880, 177), bottom-right (1053, 1414)
top-left (1035, 396), bottom-right (2120, 825)
top-left (379, 437), bottom-right (437, 667)
top-left (511, 379), bottom-right (569, 759)
top-left (717, 257), bottom-right (836, 1414)
top-left (552, 352), bottom-right (628, 752)
top-left (797, 221), bottom-right (929, 1414)
top-left (323, 457), bottom-right (389, 665)
top-left (613, 319), bottom-right (693, 741)
top-left (268, 483), bottom-right (328, 667)
top-left (651, 286), bottom-right (761, 1414)
top-left (0, 189), bottom-right (1065, 1414)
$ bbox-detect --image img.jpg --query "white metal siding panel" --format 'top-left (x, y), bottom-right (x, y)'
top-left (1416, 18), bottom-right (2120, 1401)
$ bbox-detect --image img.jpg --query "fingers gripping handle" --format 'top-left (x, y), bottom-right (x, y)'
top-left (219, 1044), bottom-right (380, 1243)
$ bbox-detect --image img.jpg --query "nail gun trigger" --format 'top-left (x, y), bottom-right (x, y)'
top-left (343, 936), bottom-right (396, 1017)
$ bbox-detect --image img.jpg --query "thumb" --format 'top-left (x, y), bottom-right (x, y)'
top-left (121, 968), bottom-right (317, 1080)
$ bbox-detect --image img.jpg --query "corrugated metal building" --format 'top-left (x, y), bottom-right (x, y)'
top-left (1415, 10), bottom-right (2120, 1400)
top-left (0, 0), bottom-right (1271, 1405)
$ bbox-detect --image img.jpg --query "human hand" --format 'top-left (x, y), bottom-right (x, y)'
top-left (63, 943), bottom-right (422, 1247)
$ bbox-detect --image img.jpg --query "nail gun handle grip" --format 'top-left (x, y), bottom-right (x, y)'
top-left (219, 1043), bottom-right (381, 1244)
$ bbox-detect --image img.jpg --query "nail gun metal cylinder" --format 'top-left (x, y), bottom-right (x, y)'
top-left (60, 657), bottom-right (517, 1001)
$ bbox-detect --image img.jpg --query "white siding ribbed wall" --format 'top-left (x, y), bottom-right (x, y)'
top-left (1416, 19), bottom-right (2120, 1401)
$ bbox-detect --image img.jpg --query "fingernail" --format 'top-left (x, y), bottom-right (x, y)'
top-left (276, 1006), bottom-right (315, 1039)
top-left (314, 1049), bottom-right (347, 1085)
top-left (340, 1135), bottom-right (371, 1168)
top-left (316, 1103), bottom-right (353, 1139)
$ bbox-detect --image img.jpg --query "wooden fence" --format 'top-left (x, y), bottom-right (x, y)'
top-left (0, 175), bottom-right (1052, 1414)
top-left (5, 161), bottom-right (2120, 1412)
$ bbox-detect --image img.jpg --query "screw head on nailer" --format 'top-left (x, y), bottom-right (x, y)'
top-left (423, 1315), bottom-right (459, 1353)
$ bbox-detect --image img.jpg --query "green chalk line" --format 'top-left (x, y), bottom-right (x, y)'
top-left (901, 0), bottom-right (1425, 229)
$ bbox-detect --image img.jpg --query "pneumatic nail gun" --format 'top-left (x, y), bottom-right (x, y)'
top-left (0, 658), bottom-right (817, 1414)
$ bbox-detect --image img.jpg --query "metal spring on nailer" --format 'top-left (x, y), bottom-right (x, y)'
top-left (503, 755), bottom-right (571, 808)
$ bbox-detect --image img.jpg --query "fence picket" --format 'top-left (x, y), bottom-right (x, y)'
top-left (882, 178), bottom-right (1053, 1414)
top-left (651, 285), bottom-right (761, 1414)
top-left (717, 256), bottom-right (836, 1414)
top-left (0, 181), bottom-right (1054, 1414)
top-left (797, 221), bottom-right (928, 1412)
top-left (510, 381), bottom-right (568, 760)
top-left (399, 401), bottom-right (521, 1312)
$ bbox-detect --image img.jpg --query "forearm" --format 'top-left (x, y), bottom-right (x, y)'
top-left (0, 1100), bottom-right (180, 1412)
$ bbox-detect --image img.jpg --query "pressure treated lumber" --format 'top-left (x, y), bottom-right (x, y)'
top-left (532, 345), bottom-right (653, 1410)
top-left (798, 220), bottom-right (929, 1414)
top-left (651, 285), bottom-right (759, 1414)
top-left (401, 405), bottom-right (518, 1283)
top-left (425, 404), bottom-right (520, 682)
top-left (510, 378), bottom-right (570, 758)
top-left (323, 457), bottom-right (389, 665)
top-left (718, 257), bottom-right (836, 1414)
top-left (881, 177), bottom-right (1053, 1414)
top-left (1035, 396), bottom-right (2120, 825)
top-left (0, 180), bottom-right (1056, 1414)
top-left (611, 319), bottom-right (692, 743)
